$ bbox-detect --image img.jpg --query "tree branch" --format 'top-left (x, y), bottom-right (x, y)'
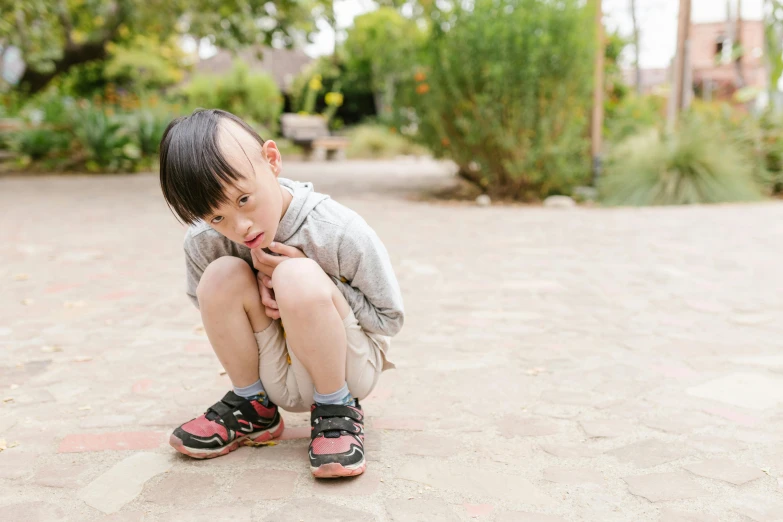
top-left (17, 1), bottom-right (129, 95)
top-left (15, 8), bottom-right (28, 52)
top-left (58, 0), bottom-right (74, 49)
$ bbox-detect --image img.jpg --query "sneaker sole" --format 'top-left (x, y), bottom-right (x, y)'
top-left (311, 458), bottom-right (366, 478)
top-left (169, 416), bottom-right (285, 459)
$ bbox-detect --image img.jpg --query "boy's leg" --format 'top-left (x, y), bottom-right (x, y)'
top-left (272, 258), bottom-right (368, 478)
top-left (197, 257), bottom-right (272, 388)
top-left (272, 258), bottom-right (352, 396)
top-left (170, 257), bottom-right (284, 459)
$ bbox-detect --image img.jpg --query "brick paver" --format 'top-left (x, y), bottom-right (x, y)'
top-left (2, 159), bottom-right (783, 520)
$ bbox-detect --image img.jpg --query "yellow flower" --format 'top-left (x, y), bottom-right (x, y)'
top-left (309, 77), bottom-right (323, 91)
top-left (72, 30), bottom-right (87, 44)
top-left (324, 92), bottom-right (344, 107)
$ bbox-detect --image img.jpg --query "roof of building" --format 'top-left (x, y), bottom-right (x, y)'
top-left (192, 47), bottom-right (314, 93)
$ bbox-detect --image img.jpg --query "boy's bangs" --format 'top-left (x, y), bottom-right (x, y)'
top-left (159, 110), bottom-right (260, 225)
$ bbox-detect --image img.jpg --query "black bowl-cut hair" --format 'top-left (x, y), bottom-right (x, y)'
top-left (159, 109), bottom-right (265, 224)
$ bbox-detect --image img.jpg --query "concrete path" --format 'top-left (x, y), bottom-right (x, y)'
top-left (1, 160), bottom-right (783, 521)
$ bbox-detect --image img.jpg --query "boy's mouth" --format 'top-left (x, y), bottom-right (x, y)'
top-left (244, 232), bottom-right (265, 248)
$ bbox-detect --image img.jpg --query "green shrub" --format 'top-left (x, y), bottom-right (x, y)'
top-left (133, 109), bottom-right (172, 157)
top-left (184, 62), bottom-right (282, 133)
top-left (690, 102), bottom-right (783, 195)
top-left (600, 116), bottom-right (762, 206)
top-left (290, 57), bottom-right (376, 128)
top-left (606, 94), bottom-right (667, 144)
top-left (10, 128), bottom-right (71, 160)
top-left (73, 106), bottom-right (140, 172)
top-left (400, 0), bottom-right (594, 200)
top-left (346, 124), bottom-right (428, 159)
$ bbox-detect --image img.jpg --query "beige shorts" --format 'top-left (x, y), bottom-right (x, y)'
top-left (254, 309), bottom-right (393, 412)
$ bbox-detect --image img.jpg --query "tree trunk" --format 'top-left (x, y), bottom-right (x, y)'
top-left (630, 0), bottom-right (642, 94)
top-left (17, 40), bottom-right (110, 95)
top-left (735, 0), bottom-right (746, 89)
top-left (668, 0), bottom-right (692, 130)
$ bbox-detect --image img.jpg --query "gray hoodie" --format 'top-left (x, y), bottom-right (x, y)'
top-left (183, 178), bottom-right (405, 337)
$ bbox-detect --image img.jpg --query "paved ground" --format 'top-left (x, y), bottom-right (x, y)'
top-left (2, 159), bottom-right (783, 522)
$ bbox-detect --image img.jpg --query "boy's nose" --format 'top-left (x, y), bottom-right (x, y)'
top-left (236, 219), bottom-right (253, 237)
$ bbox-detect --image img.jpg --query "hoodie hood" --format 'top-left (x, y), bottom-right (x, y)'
top-left (274, 178), bottom-right (330, 243)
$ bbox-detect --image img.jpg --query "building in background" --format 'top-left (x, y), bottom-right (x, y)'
top-left (192, 47), bottom-right (313, 94)
top-left (690, 19), bottom-right (766, 101)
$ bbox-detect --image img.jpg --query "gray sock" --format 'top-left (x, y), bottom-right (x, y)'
top-left (233, 380), bottom-right (268, 406)
top-left (314, 382), bottom-right (355, 406)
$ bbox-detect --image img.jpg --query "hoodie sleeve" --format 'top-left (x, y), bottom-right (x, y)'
top-left (183, 225), bottom-right (249, 309)
top-left (334, 216), bottom-right (405, 336)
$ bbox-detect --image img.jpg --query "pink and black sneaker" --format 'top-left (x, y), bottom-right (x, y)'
top-left (309, 401), bottom-right (366, 478)
top-left (170, 391), bottom-right (284, 459)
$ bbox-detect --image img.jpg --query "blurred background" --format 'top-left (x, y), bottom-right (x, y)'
top-left (4, 4), bottom-right (783, 519)
top-left (1, 0), bottom-right (782, 206)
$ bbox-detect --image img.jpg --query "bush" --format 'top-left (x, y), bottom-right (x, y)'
top-left (9, 128), bottom-right (71, 160)
top-left (600, 116), bottom-right (762, 205)
top-left (133, 109), bottom-right (173, 157)
top-left (72, 105), bottom-right (140, 172)
top-left (690, 102), bottom-right (783, 196)
top-left (400, 0), bottom-right (595, 200)
top-left (606, 94), bottom-right (667, 144)
top-left (184, 62), bottom-right (283, 133)
top-left (289, 57), bottom-right (376, 128)
top-left (346, 124), bottom-right (428, 159)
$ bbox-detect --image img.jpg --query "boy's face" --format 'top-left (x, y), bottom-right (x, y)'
top-left (204, 121), bottom-right (287, 250)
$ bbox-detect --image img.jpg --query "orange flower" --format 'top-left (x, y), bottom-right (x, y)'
top-left (416, 83), bottom-right (430, 94)
top-left (441, 137), bottom-right (450, 147)
top-left (414, 71), bottom-right (426, 82)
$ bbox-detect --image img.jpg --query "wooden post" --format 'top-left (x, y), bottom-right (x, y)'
top-left (631, 0), bottom-right (642, 94)
top-left (667, 0), bottom-right (692, 131)
top-left (591, 0), bottom-right (605, 184)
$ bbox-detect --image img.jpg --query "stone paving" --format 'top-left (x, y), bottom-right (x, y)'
top-left (2, 159), bottom-right (783, 521)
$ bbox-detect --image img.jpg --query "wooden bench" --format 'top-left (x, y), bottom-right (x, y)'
top-left (280, 113), bottom-right (349, 161)
top-left (311, 136), bottom-right (349, 161)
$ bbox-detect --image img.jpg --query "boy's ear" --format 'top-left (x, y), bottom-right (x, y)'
top-left (262, 140), bottom-right (282, 177)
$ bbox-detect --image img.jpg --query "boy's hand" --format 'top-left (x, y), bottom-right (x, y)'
top-left (250, 242), bottom-right (307, 278)
top-left (258, 275), bottom-right (280, 320)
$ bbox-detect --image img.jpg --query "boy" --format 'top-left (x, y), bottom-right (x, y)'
top-left (158, 109), bottom-right (404, 478)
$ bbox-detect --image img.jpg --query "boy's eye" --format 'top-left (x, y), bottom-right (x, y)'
top-left (211, 216), bottom-right (223, 224)
top-left (239, 196), bottom-right (250, 206)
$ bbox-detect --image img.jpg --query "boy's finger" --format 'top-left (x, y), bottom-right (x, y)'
top-left (262, 276), bottom-right (273, 288)
top-left (262, 294), bottom-right (278, 310)
top-left (257, 264), bottom-right (274, 278)
top-left (259, 250), bottom-right (286, 266)
top-left (269, 242), bottom-right (301, 257)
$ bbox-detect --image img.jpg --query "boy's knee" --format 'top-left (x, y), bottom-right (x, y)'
top-left (197, 256), bottom-right (255, 304)
top-left (273, 259), bottom-right (332, 309)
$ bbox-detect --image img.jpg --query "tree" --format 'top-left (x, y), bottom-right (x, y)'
top-left (0, 0), bottom-right (326, 95)
top-left (765, 0), bottom-right (783, 108)
top-left (630, 0), bottom-right (641, 94)
top-left (342, 7), bottom-right (424, 119)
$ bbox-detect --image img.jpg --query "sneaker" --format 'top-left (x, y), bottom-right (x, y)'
top-left (170, 391), bottom-right (284, 459)
top-left (309, 401), bottom-right (366, 478)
